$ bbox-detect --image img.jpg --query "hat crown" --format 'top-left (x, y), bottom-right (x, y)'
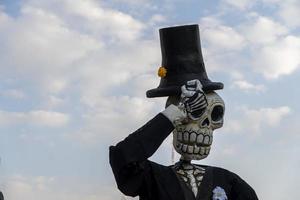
top-left (159, 24), bottom-right (207, 76)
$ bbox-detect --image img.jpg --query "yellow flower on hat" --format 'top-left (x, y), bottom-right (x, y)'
top-left (158, 66), bottom-right (167, 78)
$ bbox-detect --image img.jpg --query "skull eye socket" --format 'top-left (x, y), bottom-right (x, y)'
top-left (211, 105), bottom-right (224, 122)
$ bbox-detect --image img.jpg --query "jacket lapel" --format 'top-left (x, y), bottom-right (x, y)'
top-left (154, 165), bottom-right (186, 200)
top-left (197, 166), bottom-right (214, 200)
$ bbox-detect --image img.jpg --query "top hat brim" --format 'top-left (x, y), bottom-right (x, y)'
top-left (146, 78), bottom-right (223, 98)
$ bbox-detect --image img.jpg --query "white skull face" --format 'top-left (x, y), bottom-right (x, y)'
top-left (173, 92), bottom-right (225, 160)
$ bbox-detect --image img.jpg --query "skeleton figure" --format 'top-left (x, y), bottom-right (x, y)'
top-left (163, 80), bottom-right (225, 197)
top-left (109, 24), bottom-right (258, 200)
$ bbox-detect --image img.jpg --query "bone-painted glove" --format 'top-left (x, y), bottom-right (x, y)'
top-left (162, 79), bottom-right (208, 126)
top-left (180, 79), bottom-right (208, 120)
top-left (161, 104), bottom-right (187, 126)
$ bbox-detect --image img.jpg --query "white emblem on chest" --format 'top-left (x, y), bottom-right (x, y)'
top-left (212, 186), bottom-right (228, 200)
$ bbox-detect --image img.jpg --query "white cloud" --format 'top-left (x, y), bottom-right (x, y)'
top-left (226, 14), bottom-right (300, 79)
top-left (0, 0), bottom-right (161, 103)
top-left (197, 16), bottom-right (248, 73)
top-left (253, 35), bottom-right (300, 79)
top-left (222, 0), bottom-right (257, 10)
top-left (224, 106), bottom-right (291, 135)
top-left (200, 17), bottom-right (246, 52)
top-left (261, 0), bottom-right (300, 28)
top-left (77, 38), bottom-right (160, 107)
top-left (229, 70), bottom-right (245, 79)
top-left (261, 0), bottom-right (280, 2)
top-left (199, 14), bottom-right (300, 80)
top-left (231, 80), bottom-right (266, 92)
top-left (0, 0), bottom-right (163, 147)
top-left (245, 106), bottom-right (290, 127)
top-left (26, 0), bottom-right (145, 41)
top-left (278, 0), bottom-right (300, 28)
top-left (0, 0), bottom-right (150, 98)
top-left (69, 95), bottom-right (164, 144)
top-left (43, 95), bottom-right (65, 109)
top-left (200, 16), bottom-right (223, 28)
top-left (0, 89), bottom-right (26, 99)
top-left (0, 110), bottom-right (69, 127)
top-left (46, 79), bottom-right (68, 94)
top-left (60, 0), bottom-right (145, 41)
top-left (28, 110), bottom-right (70, 127)
top-left (0, 6), bottom-right (10, 26)
top-left (240, 16), bottom-right (288, 45)
top-left (0, 6), bottom-right (101, 72)
top-left (109, 0), bottom-right (150, 5)
top-left (3, 175), bottom-right (122, 200)
top-left (149, 14), bottom-right (167, 25)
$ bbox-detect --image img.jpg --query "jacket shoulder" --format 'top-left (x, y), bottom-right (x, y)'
top-left (197, 165), bottom-right (259, 200)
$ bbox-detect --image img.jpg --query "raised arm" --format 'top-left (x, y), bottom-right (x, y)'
top-left (109, 111), bottom-right (178, 197)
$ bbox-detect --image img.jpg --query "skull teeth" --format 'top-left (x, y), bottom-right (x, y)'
top-left (177, 131), bottom-right (212, 146)
top-left (205, 148), bottom-right (210, 155)
top-left (177, 144), bottom-right (211, 156)
top-left (177, 132), bottom-right (182, 141)
top-left (190, 132), bottom-right (197, 142)
top-left (183, 132), bottom-right (189, 142)
top-left (194, 146), bottom-right (200, 154)
top-left (182, 144), bottom-right (188, 152)
top-left (203, 136), bottom-right (210, 145)
top-left (196, 134), bottom-right (204, 144)
top-left (200, 147), bottom-right (205, 154)
top-left (187, 146), bottom-right (193, 153)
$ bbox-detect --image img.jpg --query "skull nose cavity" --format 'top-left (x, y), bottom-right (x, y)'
top-left (201, 118), bottom-right (210, 127)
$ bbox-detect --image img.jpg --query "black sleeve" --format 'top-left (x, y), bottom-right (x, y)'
top-left (231, 173), bottom-right (259, 200)
top-left (109, 113), bottom-right (174, 197)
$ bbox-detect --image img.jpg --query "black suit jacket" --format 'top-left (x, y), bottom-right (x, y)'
top-left (109, 114), bottom-right (258, 200)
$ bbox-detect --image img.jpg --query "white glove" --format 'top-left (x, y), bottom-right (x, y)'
top-left (162, 104), bottom-right (187, 126)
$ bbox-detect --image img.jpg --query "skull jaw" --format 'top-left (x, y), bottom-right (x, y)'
top-left (172, 129), bottom-right (213, 161)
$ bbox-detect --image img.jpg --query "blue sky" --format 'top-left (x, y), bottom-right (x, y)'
top-left (0, 0), bottom-right (300, 199)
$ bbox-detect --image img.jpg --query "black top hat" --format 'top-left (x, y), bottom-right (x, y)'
top-left (146, 24), bottom-right (223, 98)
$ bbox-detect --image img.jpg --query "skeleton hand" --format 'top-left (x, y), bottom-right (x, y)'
top-left (180, 80), bottom-right (208, 120)
top-left (161, 79), bottom-right (208, 126)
